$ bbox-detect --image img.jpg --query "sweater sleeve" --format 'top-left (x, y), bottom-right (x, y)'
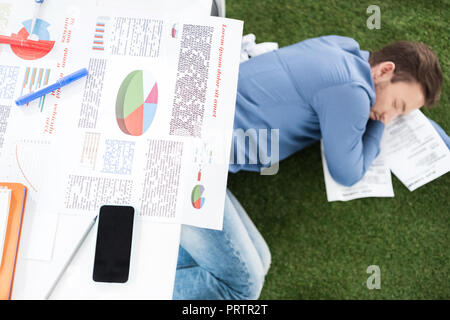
top-left (313, 83), bottom-right (385, 186)
top-left (428, 118), bottom-right (450, 149)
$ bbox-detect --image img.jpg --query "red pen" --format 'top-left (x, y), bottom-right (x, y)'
top-left (0, 35), bottom-right (53, 50)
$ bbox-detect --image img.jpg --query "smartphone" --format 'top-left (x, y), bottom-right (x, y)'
top-left (93, 205), bottom-right (135, 283)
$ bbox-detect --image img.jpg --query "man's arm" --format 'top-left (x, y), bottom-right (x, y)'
top-left (313, 83), bottom-right (384, 186)
top-left (428, 118), bottom-right (450, 149)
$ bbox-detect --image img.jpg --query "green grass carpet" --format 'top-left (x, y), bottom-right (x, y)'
top-left (226, 0), bottom-right (450, 299)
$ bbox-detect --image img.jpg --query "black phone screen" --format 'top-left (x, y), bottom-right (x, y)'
top-left (93, 205), bottom-right (135, 283)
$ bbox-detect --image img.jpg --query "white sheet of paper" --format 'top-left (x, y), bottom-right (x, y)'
top-left (18, 211), bottom-right (58, 261)
top-left (380, 110), bottom-right (450, 191)
top-left (0, 139), bottom-right (59, 261)
top-left (321, 141), bottom-right (394, 202)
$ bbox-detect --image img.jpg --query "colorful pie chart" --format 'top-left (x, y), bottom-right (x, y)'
top-left (116, 70), bottom-right (158, 136)
top-left (191, 185), bottom-right (205, 209)
top-left (10, 18), bottom-right (55, 60)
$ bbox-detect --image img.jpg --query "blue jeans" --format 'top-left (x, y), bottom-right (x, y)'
top-left (173, 189), bottom-right (271, 299)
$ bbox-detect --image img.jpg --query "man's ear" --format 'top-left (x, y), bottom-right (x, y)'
top-left (379, 61), bottom-right (395, 79)
top-left (372, 61), bottom-right (395, 82)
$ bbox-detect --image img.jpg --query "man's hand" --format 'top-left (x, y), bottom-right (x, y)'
top-left (370, 110), bottom-right (390, 125)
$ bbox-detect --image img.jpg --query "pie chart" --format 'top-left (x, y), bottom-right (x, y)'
top-left (10, 18), bottom-right (55, 60)
top-left (191, 185), bottom-right (205, 209)
top-left (116, 70), bottom-right (158, 136)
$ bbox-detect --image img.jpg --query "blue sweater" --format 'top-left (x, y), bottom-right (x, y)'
top-left (229, 35), bottom-right (450, 186)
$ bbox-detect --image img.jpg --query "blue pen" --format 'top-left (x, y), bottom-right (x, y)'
top-left (15, 68), bottom-right (89, 106)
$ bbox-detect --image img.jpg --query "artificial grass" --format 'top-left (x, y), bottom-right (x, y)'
top-left (226, 0), bottom-right (450, 299)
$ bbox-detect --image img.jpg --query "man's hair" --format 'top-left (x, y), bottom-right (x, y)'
top-left (369, 41), bottom-right (443, 107)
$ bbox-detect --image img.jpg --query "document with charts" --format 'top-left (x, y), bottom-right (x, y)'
top-left (0, 0), bottom-right (243, 269)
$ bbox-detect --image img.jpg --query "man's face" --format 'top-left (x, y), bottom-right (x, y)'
top-left (370, 62), bottom-right (425, 124)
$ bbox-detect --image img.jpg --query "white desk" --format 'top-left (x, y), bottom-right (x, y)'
top-left (12, 0), bottom-right (213, 300)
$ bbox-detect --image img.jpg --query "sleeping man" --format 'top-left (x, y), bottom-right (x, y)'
top-left (229, 35), bottom-right (449, 185)
top-left (173, 36), bottom-right (449, 300)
